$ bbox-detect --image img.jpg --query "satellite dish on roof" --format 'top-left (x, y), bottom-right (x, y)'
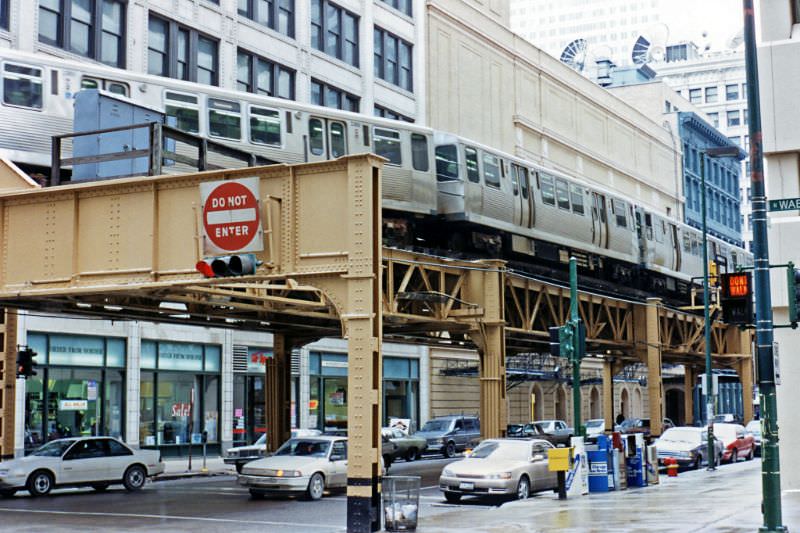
top-left (632, 23), bottom-right (669, 65)
top-left (727, 28), bottom-right (744, 49)
top-left (560, 38), bottom-right (589, 72)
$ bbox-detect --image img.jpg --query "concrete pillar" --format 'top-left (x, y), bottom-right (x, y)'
top-left (646, 298), bottom-right (664, 437)
top-left (265, 334), bottom-right (292, 452)
top-left (684, 365), bottom-right (695, 426)
top-left (125, 322), bottom-right (141, 448)
top-left (602, 360), bottom-right (614, 432)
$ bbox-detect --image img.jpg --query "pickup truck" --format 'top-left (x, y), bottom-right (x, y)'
top-left (534, 419), bottom-right (574, 446)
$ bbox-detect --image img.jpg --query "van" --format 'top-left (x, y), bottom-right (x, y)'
top-left (413, 415), bottom-right (480, 458)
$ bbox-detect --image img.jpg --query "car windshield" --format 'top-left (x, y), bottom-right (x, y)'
top-left (31, 440), bottom-right (74, 457)
top-left (586, 420), bottom-right (604, 428)
top-left (660, 429), bottom-right (701, 443)
top-left (620, 419), bottom-right (638, 429)
top-left (274, 439), bottom-right (331, 458)
top-left (507, 424), bottom-right (524, 434)
top-left (468, 441), bottom-right (527, 461)
top-left (421, 420), bottom-right (451, 432)
top-left (253, 434), bottom-right (266, 445)
top-left (746, 422), bottom-right (761, 435)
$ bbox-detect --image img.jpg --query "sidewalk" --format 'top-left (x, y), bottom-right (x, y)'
top-left (416, 460), bottom-right (799, 532)
top-left (155, 455), bottom-right (236, 481)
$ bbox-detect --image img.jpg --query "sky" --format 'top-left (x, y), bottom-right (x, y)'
top-left (658, 0), bottom-right (745, 52)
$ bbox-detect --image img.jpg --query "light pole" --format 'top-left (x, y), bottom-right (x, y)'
top-left (699, 145), bottom-right (741, 471)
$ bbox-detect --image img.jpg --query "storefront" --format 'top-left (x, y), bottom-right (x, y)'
top-left (23, 333), bottom-right (126, 450)
top-left (139, 340), bottom-right (221, 454)
top-left (383, 357), bottom-right (420, 430)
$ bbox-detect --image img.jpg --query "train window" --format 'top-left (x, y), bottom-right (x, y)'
top-left (519, 168), bottom-right (529, 200)
top-left (540, 174), bottom-right (556, 206)
top-left (373, 128), bottom-right (401, 165)
top-left (656, 220), bottom-right (665, 243)
top-left (411, 134), bottom-right (429, 172)
top-left (555, 179), bottom-right (570, 210)
top-left (2, 63), bottom-right (43, 109)
top-left (309, 118), bottom-right (324, 155)
top-left (107, 83), bottom-right (128, 96)
top-left (165, 92), bottom-right (199, 134)
top-left (330, 122), bottom-right (346, 158)
top-left (509, 164), bottom-right (519, 196)
top-left (250, 106), bottom-right (281, 146)
top-left (644, 213), bottom-right (653, 240)
top-left (612, 199), bottom-right (627, 228)
top-left (81, 78), bottom-right (100, 89)
top-left (570, 185), bottom-right (584, 215)
top-left (435, 145), bottom-right (459, 182)
top-left (483, 154), bottom-right (501, 188)
top-left (208, 98), bottom-right (241, 140)
top-left (691, 238), bottom-right (699, 256)
top-left (464, 147), bottom-right (480, 183)
top-left (285, 111), bottom-right (293, 134)
top-left (362, 125), bottom-right (370, 146)
top-left (683, 234), bottom-right (690, 253)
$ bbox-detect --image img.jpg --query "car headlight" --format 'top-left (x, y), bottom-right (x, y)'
top-left (486, 472), bottom-right (512, 480)
top-left (442, 468), bottom-right (454, 477)
top-left (227, 450), bottom-right (238, 458)
top-left (275, 470), bottom-right (302, 478)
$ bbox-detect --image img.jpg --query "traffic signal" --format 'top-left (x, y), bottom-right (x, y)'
top-left (16, 348), bottom-right (37, 379)
top-left (719, 272), bottom-right (754, 325)
top-left (196, 253), bottom-right (259, 278)
top-left (787, 263), bottom-right (800, 327)
top-left (548, 321), bottom-right (586, 361)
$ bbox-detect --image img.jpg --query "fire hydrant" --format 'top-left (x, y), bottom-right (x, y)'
top-left (665, 457), bottom-right (679, 477)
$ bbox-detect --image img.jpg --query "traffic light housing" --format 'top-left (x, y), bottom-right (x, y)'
top-left (719, 272), bottom-right (754, 325)
top-left (16, 348), bottom-right (37, 379)
top-left (195, 253), bottom-right (259, 278)
top-left (787, 263), bottom-right (800, 327)
top-left (548, 321), bottom-right (586, 361)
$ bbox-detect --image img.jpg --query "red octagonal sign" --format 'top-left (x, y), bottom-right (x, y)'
top-left (200, 178), bottom-right (263, 253)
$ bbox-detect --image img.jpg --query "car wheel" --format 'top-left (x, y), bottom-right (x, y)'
top-left (306, 472), bottom-right (325, 501)
top-left (123, 465), bottom-right (147, 491)
top-left (443, 442), bottom-right (456, 459)
top-left (729, 449), bottom-right (737, 464)
top-left (444, 491), bottom-right (461, 503)
top-left (91, 483), bottom-right (109, 492)
top-left (693, 456), bottom-right (701, 470)
top-left (516, 476), bottom-right (530, 501)
top-left (0, 489), bottom-right (17, 498)
top-left (406, 448), bottom-right (418, 462)
top-left (249, 489), bottom-right (265, 500)
top-left (383, 455), bottom-right (393, 470)
top-left (27, 470), bottom-right (54, 497)
top-left (746, 447), bottom-right (754, 461)
top-left (235, 463), bottom-right (244, 474)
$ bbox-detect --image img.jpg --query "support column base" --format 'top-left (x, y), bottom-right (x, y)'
top-left (347, 491), bottom-right (380, 533)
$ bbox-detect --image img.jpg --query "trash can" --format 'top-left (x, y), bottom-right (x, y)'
top-left (383, 476), bottom-right (421, 532)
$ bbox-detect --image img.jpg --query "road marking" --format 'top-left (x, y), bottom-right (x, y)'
top-left (0, 507), bottom-right (340, 529)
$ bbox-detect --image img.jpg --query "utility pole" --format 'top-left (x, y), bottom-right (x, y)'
top-left (742, 1), bottom-right (785, 530)
top-left (568, 257), bottom-right (585, 437)
top-left (699, 152), bottom-right (715, 471)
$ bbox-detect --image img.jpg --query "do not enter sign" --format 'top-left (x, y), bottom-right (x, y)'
top-left (200, 177), bottom-right (263, 253)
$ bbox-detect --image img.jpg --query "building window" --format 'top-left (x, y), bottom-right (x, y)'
top-left (728, 135), bottom-right (740, 146)
top-left (238, 0), bottom-right (294, 38)
top-left (727, 110), bottom-right (740, 127)
top-left (379, 0), bottom-right (411, 17)
top-left (744, 135), bottom-right (750, 152)
top-left (310, 0), bottom-right (358, 67)
top-left (0, 0), bottom-right (9, 29)
top-left (374, 104), bottom-right (413, 122)
top-left (38, 0), bottom-right (126, 67)
top-left (374, 27), bottom-right (412, 92)
top-left (236, 49), bottom-right (294, 100)
top-left (148, 15), bottom-right (218, 86)
top-left (707, 112), bottom-right (719, 128)
top-left (310, 78), bottom-right (359, 111)
top-left (704, 86), bottom-right (718, 103)
top-left (689, 88), bottom-right (701, 104)
top-left (726, 83), bottom-right (739, 101)
top-left (743, 108), bottom-right (748, 126)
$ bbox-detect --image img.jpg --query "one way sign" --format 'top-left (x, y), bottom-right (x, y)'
top-left (768, 197), bottom-right (800, 212)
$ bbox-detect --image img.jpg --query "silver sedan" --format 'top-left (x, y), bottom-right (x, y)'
top-left (439, 438), bottom-right (557, 503)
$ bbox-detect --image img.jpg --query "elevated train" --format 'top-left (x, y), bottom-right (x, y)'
top-left (0, 49), bottom-right (751, 299)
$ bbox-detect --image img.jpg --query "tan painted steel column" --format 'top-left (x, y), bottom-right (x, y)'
top-left (684, 365), bottom-right (695, 426)
top-left (0, 308), bottom-right (17, 460)
top-left (602, 360), bottom-right (614, 432)
top-left (265, 334), bottom-right (292, 453)
top-left (646, 298), bottom-right (664, 437)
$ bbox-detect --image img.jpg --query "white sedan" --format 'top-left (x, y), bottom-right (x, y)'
top-left (0, 437), bottom-right (164, 497)
top-left (238, 435), bottom-right (348, 500)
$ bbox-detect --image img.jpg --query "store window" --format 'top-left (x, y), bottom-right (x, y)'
top-left (24, 333), bottom-right (125, 450)
top-left (383, 357), bottom-right (419, 431)
top-left (139, 340), bottom-right (221, 449)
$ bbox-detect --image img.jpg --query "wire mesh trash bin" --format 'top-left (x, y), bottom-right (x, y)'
top-left (383, 475), bottom-right (420, 532)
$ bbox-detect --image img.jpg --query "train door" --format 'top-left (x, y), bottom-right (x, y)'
top-left (306, 117), bottom-right (347, 162)
top-left (520, 167), bottom-right (534, 228)
top-left (510, 164), bottom-right (529, 227)
top-left (670, 223), bottom-right (680, 271)
top-left (591, 192), bottom-right (609, 249)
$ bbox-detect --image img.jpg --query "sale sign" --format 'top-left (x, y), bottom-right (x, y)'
top-left (200, 177), bottom-right (263, 254)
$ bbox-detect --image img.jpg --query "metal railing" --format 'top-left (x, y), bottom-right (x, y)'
top-left (51, 122), bottom-right (276, 186)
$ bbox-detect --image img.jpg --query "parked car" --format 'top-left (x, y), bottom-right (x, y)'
top-left (414, 415), bottom-right (480, 458)
top-left (506, 423), bottom-right (561, 446)
top-left (534, 419), bottom-right (574, 446)
top-left (654, 426), bottom-right (723, 470)
top-left (618, 418), bottom-right (675, 437)
top-left (439, 438), bottom-right (557, 503)
top-left (0, 437), bottom-right (164, 497)
top-left (584, 419), bottom-right (606, 440)
top-left (713, 423), bottom-right (756, 463)
top-left (713, 413), bottom-right (741, 424)
top-left (224, 429), bottom-right (322, 473)
top-left (382, 427), bottom-right (427, 462)
top-left (745, 420), bottom-right (762, 456)
top-left (238, 435), bottom-right (348, 500)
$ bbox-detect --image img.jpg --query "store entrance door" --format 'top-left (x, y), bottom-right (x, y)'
top-left (322, 377), bottom-right (348, 434)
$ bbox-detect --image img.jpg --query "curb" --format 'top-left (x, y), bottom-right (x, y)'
top-left (153, 470), bottom-right (235, 482)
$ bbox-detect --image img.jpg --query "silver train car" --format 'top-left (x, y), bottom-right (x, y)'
top-left (0, 48), bottom-right (752, 298)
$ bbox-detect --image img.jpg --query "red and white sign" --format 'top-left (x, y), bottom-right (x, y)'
top-left (200, 177), bottom-right (263, 253)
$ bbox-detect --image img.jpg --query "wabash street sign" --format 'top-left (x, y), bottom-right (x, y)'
top-left (768, 197), bottom-right (800, 212)
top-left (200, 177), bottom-right (263, 254)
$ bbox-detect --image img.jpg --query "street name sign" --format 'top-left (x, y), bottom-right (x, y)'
top-left (768, 197), bottom-right (800, 212)
top-left (200, 177), bottom-right (263, 254)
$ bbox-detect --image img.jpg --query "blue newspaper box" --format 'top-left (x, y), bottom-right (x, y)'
top-left (625, 433), bottom-right (646, 488)
top-left (587, 449), bottom-right (610, 492)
